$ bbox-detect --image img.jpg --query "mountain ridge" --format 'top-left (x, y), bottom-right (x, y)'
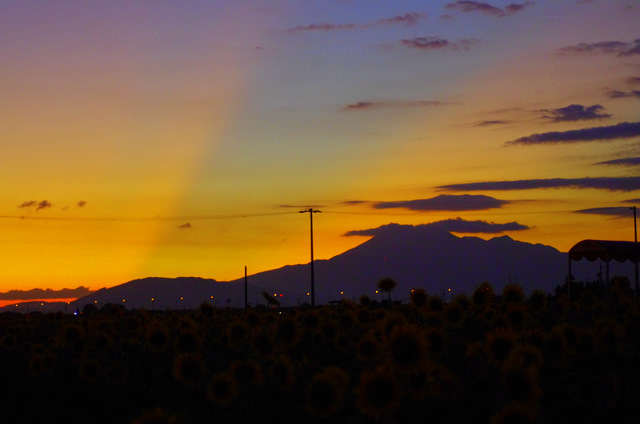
top-left (4, 226), bottom-right (617, 312)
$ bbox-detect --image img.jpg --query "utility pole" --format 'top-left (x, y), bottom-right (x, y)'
top-left (300, 208), bottom-right (321, 307)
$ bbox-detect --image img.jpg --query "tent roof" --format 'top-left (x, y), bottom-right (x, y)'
top-left (569, 239), bottom-right (640, 263)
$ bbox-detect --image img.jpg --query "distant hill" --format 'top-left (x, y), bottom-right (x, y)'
top-left (228, 225), bottom-right (571, 306)
top-left (7, 225), bottom-right (622, 313)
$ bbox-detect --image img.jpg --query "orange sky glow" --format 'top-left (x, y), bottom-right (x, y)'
top-left (1, 1), bottom-right (639, 297)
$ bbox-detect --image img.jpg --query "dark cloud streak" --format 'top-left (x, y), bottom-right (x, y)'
top-left (445, 1), bottom-right (534, 17)
top-left (342, 100), bottom-right (449, 111)
top-left (595, 157), bottom-right (640, 167)
top-left (344, 219), bottom-right (529, 237)
top-left (373, 194), bottom-right (509, 211)
top-left (505, 121), bottom-right (640, 146)
top-left (437, 177), bottom-right (640, 192)
top-left (540, 104), bottom-right (611, 122)
top-left (401, 36), bottom-right (477, 51)
top-left (608, 89), bottom-right (640, 99)
top-left (287, 12), bottom-right (426, 34)
top-left (558, 38), bottom-right (640, 57)
top-left (575, 207), bottom-right (635, 217)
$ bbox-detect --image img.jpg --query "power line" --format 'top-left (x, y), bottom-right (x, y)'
top-left (0, 211), bottom-right (299, 222)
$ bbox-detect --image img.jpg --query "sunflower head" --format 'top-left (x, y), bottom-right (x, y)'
top-left (307, 366), bottom-right (348, 417)
top-left (387, 324), bottom-right (426, 370)
top-left (172, 353), bottom-right (205, 388)
top-left (355, 366), bottom-right (399, 420)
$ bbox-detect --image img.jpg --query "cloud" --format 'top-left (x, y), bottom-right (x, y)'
top-left (36, 200), bottom-right (52, 210)
top-left (437, 177), bottom-right (640, 192)
top-left (505, 121), bottom-right (640, 146)
top-left (344, 218), bottom-right (529, 237)
top-left (445, 1), bottom-right (534, 17)
top-left (373, 12), bottom-right (426, 26)
top-left (287, 22), bottom-right (359, 33)
top-left (607, 89), bottom-right (640, 99)
top-left (18, 201), bottom-right (37, 208)
top-left (77, 200), bottom-right (87, 208)
top-left (0, 286), bottom-right (93, 300)
top-left (287, 12), bottom-right (426, 34)
top-left (342, 100), bottom-right (449, 111)
top-left (558, 38), bottom-right (640, 57)
top-left (575, 207), bottom-right (636, 217)
top-left (475, 120), bottom-right (511, 126)
top-left (594, 157), bottom-right (640, 167)
top-left (628, 77), bottom-right (640, 86)
top-left (341, 200), bottom-right (368, 205)
top-left (177, 222), bottom-right (192, 229)
top-left (540, 104), bottom-right (611, 122)
top-left (401, 36), bottom-right (478, 51)
top-left (373, 194), bottom-right (509, 211)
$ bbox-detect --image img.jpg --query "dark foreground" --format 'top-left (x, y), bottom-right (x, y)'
top-left (1, 282), bottom-right (639, 424)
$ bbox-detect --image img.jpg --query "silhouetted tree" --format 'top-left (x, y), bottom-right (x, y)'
top-left (376, 277), bottom-right (397, 303)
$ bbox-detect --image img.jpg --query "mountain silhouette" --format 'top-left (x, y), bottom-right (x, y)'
top-left (15, 224), bottom-right (617, 312)
top-left (229, 225), bottom-right (570, 306)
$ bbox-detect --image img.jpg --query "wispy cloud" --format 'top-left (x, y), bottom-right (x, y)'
top-left (18, 201), bottom-right (37, 209)
top-left (607, 89), bottom-right (640, 99)
top-left (36, 200), bottom-right (52, 210)
top-left (287, 12), bottom-right (426, 34)
top-left (540, 104), bottom-right (611, 122)
top-left (474, 120), bottom-right (511, 127)
top-left (594, 157), bottom-right (640, 167)
top-left (177, 222), bottom-right (192, 229)
top-left (401, 36), bottom-right (478, 51)
top-left (437, 177), bottom-right (640, 192)
top-left (575, 207), bottom-right (636, 217)
top-left (558, 38), bottom-right (640, 57)
top-left (344, 218), bottom-right (529, 237)
top-left (505, 121), bottom-right (640, 146)
top-left (77, 200), bottom-right (87, 208)
top-left (373, 194), bottom-right (510, 211)
top-left (445, 1), bottom-right (534, 17)
top-left (342, 100), bottom-right (449, 111)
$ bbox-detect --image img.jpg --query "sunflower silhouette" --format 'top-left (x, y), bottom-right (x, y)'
top-left (355, 366), bottom-right (399, 419)
top-left (307, 366), bottom-right (348, 417)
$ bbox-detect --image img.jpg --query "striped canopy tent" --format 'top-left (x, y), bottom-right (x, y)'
top-left (568, 239), bottom-right (640, 299)
top-left (569, 240), bottom-right (640, 263)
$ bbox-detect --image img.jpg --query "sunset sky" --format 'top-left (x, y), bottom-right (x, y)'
top-left (1, 1), bottom-right (639, 296)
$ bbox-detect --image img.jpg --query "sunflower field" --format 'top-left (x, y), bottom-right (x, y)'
top-left (1, 281), bottom-right (640, 424)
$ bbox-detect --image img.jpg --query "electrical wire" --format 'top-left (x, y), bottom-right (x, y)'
top-left (0, 211), bottom-right (299, 222)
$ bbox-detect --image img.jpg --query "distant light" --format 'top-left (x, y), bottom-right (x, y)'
top-left (340, 291), bottom-right (344, 295)
top-left (122, 299), bottom-right (125, 302)
top-left (279, 294), bottom-right (283, 297)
